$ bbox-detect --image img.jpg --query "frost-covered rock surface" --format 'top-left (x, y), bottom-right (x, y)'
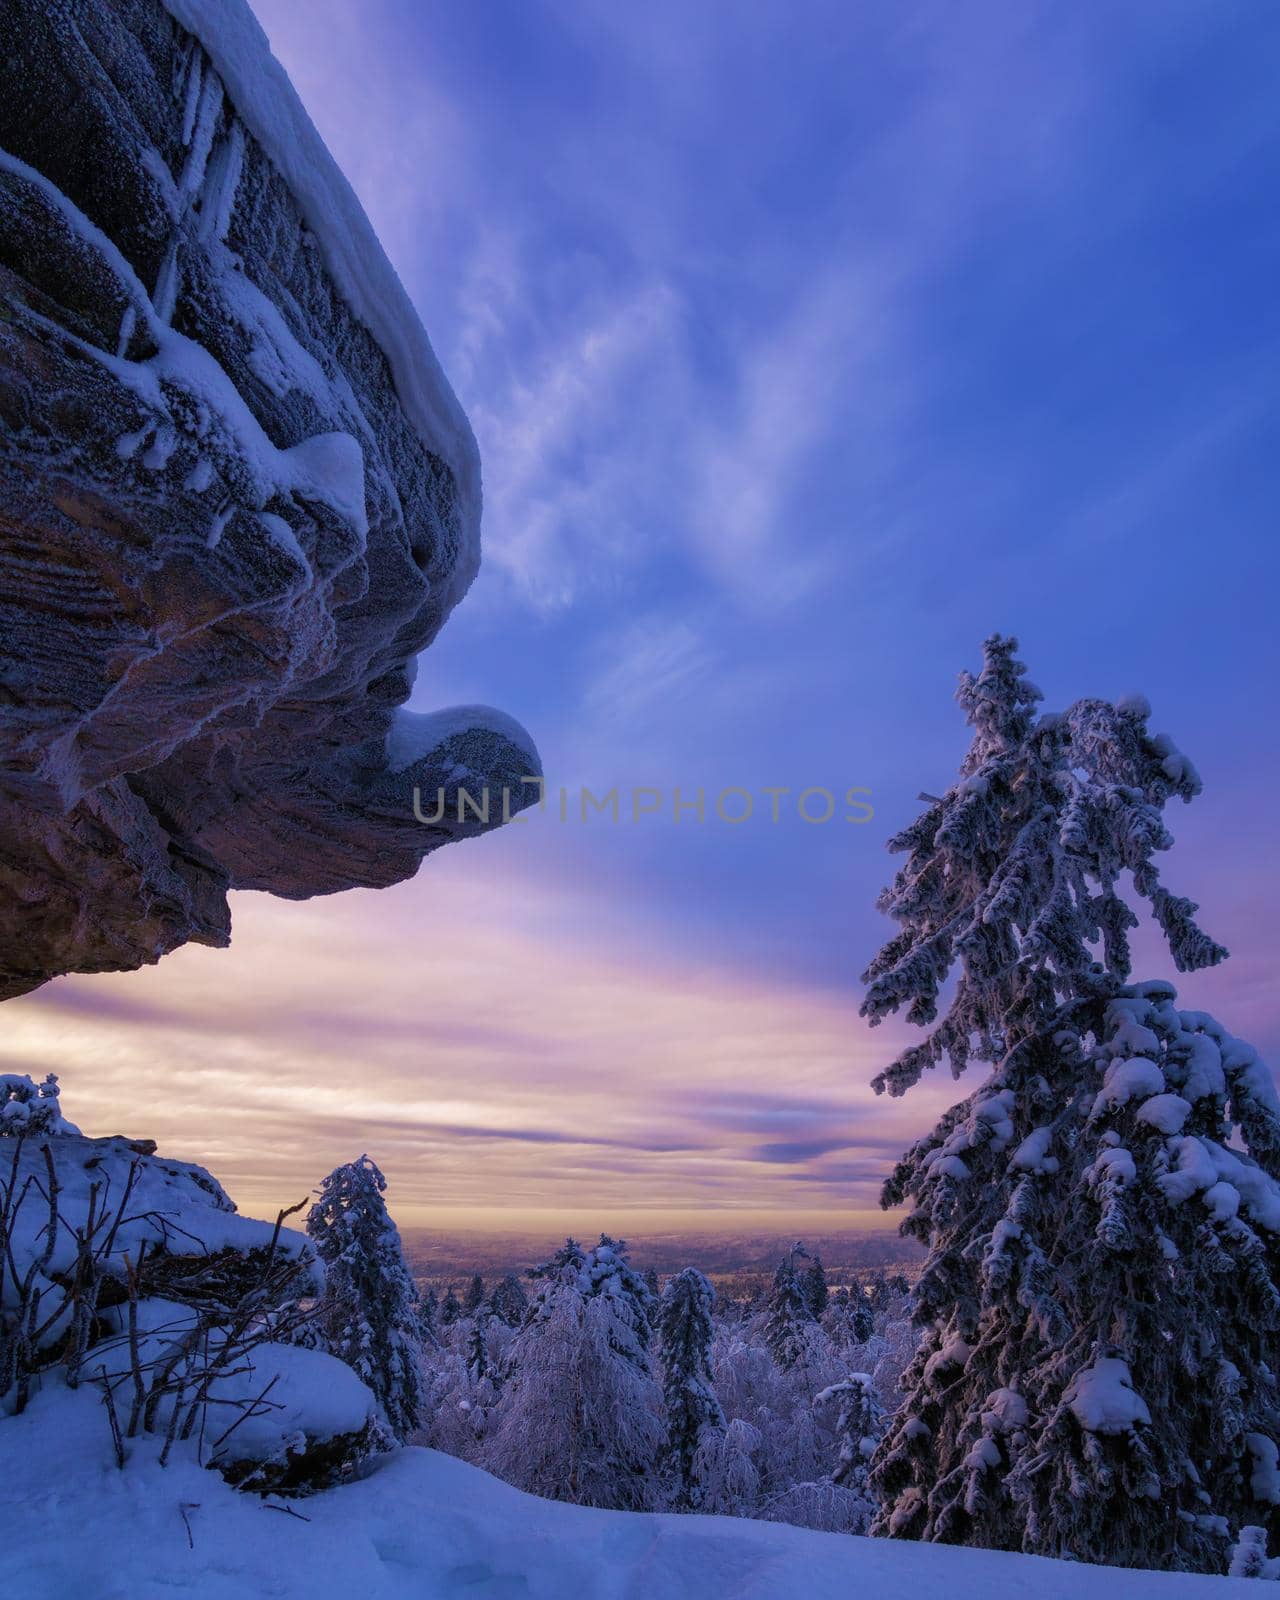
top-left (0, 0), bottom-right (538, 998)
top-left (0, 1392), bottom-right (1259, 1600)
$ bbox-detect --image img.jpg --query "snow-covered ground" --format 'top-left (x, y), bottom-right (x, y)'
top-left (0, 1383), bottom-right (1255, 1600)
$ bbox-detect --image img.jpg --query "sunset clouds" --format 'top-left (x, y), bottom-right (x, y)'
top-left (1, 847), bottom-right (956, 1228)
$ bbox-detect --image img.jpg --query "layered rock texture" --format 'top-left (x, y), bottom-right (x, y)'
top-left (0, 0), bottom-right (537, 999)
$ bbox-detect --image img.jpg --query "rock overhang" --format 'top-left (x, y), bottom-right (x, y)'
top-left (0, 0), bottom-right (538, 998)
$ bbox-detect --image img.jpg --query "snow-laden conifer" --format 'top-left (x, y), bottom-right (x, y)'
top-left (862, 635), bottom-right (1224, 1100)
top-left (0, 1073), bottom-right (77, 1135)
top-left (1231, 1527), bottom-right (1280, 1580)
top-left (658, 1268), bottom-right (725, 1508)
top-left (827, 1289), bottom-right (875, 1348)
top-left (817, 1372), bottom-right (884, 1497)
top-left (417, 1284), bottom-right (439, 1346)
top-left (302, 1154), bottom-right (424, 1442)
top-left (765, 1246), bottom-right (814, 1370)
top-left (802, 1255), bottom-right (829, 1319)
top-left (466, 1309), bottom-right (491, 1386)
top-left (864, 637), bottom-right (1280, 1574)
top-left (464, 1274), bottom-right (487, 1316)
top-left (482, 1237), bottom-right (663, 1509)
top-left (490, 1273), bottom-right (529, 1327)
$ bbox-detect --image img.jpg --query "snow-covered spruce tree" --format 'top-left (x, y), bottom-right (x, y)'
top-left (302, 1155), bottom-right (424, 1443)
top-left (489, 1273), bottom-right (529, 1327)
top-left (802, 1255), bottom-right (829, 1319)
top-left (642, 1268), bottom-right (662, 1331)
top-left (466, 1309), bottom-right (491, 1386)
top-left (863, 636), bottom-right (1280, 1573)
top-left (417, 1284), bottom-right (439, 1346)
top-left (439, 1286), bottom-right (462, 1327)
top-left (1231, 1527), bottom-right (1280, 1580)
top-left (759, 1372), bottom-right (888, 1536)
top-left (868, 1270), bottom-right (910, 1314)
top-left (817, 1372), bottom-right (885, 1498)
top-left (658, 1268), bottom-right (726, 1508)
top-left (827, 1289), bottom-right (875, 1348)
top-left (464, 1274), bottom-right (487, 1316)
top-left (482, 1237), bottom-right (663, 1509)
top-left (765, 1246), bottom-right (814, 1370)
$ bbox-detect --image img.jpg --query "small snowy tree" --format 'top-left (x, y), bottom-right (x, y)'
top-left (765, 1246), bottom-right (813, 1370)
top-left (303, 1154), bottom-right (424, 1442)
top-left (758, 1370), bottom-right (887, 1536)
top-left (466, 1309), bottom-right (491, 1386)
top-left (694, 1417), bottom-right (763, 1516)
top-left (490, 1273), bottom-right (529, 1327)
top-left (0, 1073), bottom-right (77, 1136)
top-left (817, 1372), bottom-right (884, 1497)
top-left (464, 1274), bottom-right (487, 1316)
top-left (863, 637), bottom-right (1280, 1574)
top-left (825, 1286), bottom-right (875, 1349)
top-left (867, 1271), bottom-right (895, 1313)
top-left (439, 1286), bottom-right (462, 1327)
top-left (802, 1255), bottom-right (829, 1319)
top-left (1231, 1527), bottom-right (1280, 1580)
top-left (416, 1284), bottom-right (439, 1346)
top-left (483, 1237), bottom-right (663, 1509)
top-left (658, 1267), bottom-right (726, 1508)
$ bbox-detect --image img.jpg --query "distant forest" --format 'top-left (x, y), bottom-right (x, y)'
top-left (402, 1229), bottom-right (924, 1292)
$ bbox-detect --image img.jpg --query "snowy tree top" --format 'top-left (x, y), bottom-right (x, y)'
top-left (863, 635), bottom-right (1227, 1096)
top-left (0, 1073), bottom-right (77, 1136)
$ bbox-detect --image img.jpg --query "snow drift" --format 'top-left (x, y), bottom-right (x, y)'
top-left (0, 1399), bottom-right (1258, 1600)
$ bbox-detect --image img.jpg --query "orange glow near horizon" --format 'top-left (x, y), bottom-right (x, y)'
top-left (0, 848), bottom-right (967, 1237)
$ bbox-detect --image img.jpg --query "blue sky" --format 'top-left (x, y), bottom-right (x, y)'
top-left (8, 0), bottom-right (1280, 1226)
top-left (264, 0), bottom-right (1280, 1017)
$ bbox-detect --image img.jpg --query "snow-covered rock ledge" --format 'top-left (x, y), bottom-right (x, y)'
top-left (0, 0), bottom-right (538, 998)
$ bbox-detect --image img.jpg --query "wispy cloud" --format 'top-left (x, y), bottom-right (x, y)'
top-left (581, 614), bottom-right (719, 728)
top-left (466, 280), bottom-right (687, 608)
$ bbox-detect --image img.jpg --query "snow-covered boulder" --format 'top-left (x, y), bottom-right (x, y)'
top-left (0, 0), bottom-right (539, 999)
top-left (1, 1125), bottom-right (315, 1299)
top-left (0, 1096), bottom-right (388, 1496)
top-left (198, 1342), bottom-right (379, 1493)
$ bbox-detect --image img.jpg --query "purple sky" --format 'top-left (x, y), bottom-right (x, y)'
top-left (6, 0), bottom-right (1279, 1228)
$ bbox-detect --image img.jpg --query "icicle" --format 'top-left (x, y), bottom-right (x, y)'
top-left (177, 68), bottom-right (223, 202)
top-left (199, 122), bottom-right (245, 245)
top-left (115, 304), bottom-right (136, 360)
top-left (179, 49), bottom-right (203, 146)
